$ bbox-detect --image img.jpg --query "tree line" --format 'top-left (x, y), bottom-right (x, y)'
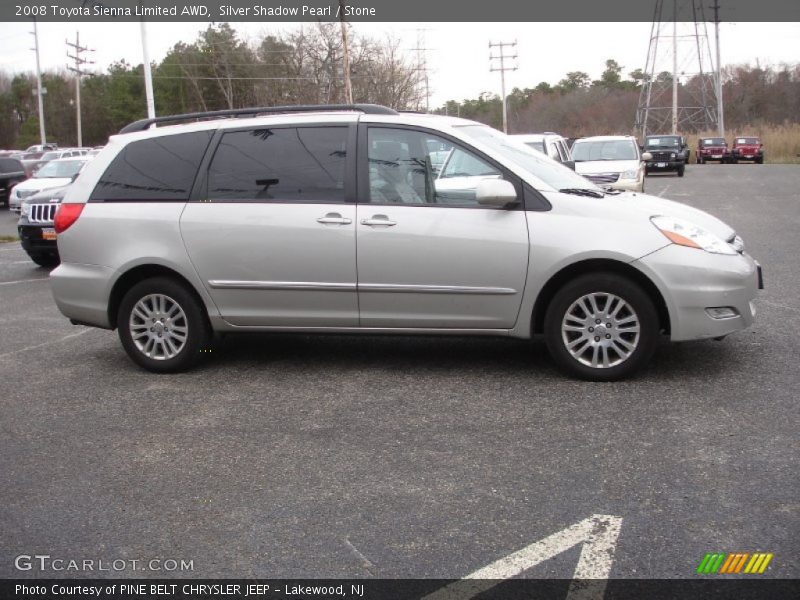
top-left (0, 23), bottom-right (424, 149)
top-left (0, 24), bottom-right (798, 149)
top-left (437, 60), bottom-right (800, 137)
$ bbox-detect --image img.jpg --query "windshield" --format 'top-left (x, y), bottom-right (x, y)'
top-left (736, 137), bottom-right (759, 145)
top-left (457, 125), bottom-right (601, 192)
top-left (572, 140), bottom-right (639, 161)
top-left (646, 137), bottom-right (679, 148)
top-left (40, 151), bottom-right (60, 161)
top-left (702, 138), bottom-right (726, 146)
top-left (35, 159), bottom-right (85, 178)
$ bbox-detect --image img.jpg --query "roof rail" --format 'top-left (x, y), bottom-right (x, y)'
top-left (119, 103), bottom-right (399, 134)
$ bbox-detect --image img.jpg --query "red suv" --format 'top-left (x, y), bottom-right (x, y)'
top-left (731, 136), bottom-right (764, 164)
top-left (697, 137), bottom-right (731, 164)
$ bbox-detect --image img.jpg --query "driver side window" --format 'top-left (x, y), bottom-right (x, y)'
top-left (367, 127), bottom-right (503, 206)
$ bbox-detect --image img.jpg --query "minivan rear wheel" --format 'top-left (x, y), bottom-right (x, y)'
top-left (117, 277), bottom-right (209, 373)
top-left (544, 273), bottom-right (659, 381)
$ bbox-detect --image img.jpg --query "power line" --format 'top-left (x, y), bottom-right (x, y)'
top-left (66, 31), bottom-right (94, 147)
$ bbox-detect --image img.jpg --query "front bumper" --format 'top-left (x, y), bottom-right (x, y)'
top-left (609, 178), bottom-right (644, 192)
top-left (634, 245), bottom-right (760, 341)
top-left (646, 160), bottom-right (682, 170)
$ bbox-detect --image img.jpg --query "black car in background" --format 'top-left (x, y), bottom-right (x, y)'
top-left (17, 185), bottom-right (67, 267)
top-left (0, 157), bottom-right (27, 207)
top-left (643, 135), bottom-right (690, 177)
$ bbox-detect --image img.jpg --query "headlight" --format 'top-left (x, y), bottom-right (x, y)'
top-left (651, 216), bottom-right (737, 255)
top-left (621, 169), bottom-right (639, 179)
top-left (670, 152), bottom-right (676, 159)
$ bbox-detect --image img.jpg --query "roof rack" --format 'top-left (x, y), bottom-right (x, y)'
top-left (119, 103), bottom-right (399, 134)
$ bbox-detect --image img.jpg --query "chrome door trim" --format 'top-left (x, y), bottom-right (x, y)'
top-left (208, 281), bottom-right (516, 295)
top-left (358, 283), bottom-right (517, 295)
top-left (208, 280), bottom-right (357, 292)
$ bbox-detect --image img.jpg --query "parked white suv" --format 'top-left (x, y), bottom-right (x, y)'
top-left (511, 133), bottom-right (573, 166)
top-left (571, 135), bottom-right (651, 193)
top-left (50, 105), bottom-right (761, 380)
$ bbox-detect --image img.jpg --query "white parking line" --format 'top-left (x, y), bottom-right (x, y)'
top-left (0, 327), bottom-right (92, 359)
top-left (0, 278), bottom-right (48, 286)
top-left (423, 514), bottom-right (622, 600)
top-left (656, 184), bottom-right (671, 198)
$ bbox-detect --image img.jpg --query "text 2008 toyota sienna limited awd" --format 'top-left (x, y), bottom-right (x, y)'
top-left (49, 105), bottom-right (762, 380)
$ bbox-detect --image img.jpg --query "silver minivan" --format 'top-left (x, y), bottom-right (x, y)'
top-left (50, 105), bottom-right (762, 380)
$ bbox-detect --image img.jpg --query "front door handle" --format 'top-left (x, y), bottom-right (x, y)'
top-left (317, 212), bottom-right (352, 225)
top-left (361, 215), bottom-right (397, 227)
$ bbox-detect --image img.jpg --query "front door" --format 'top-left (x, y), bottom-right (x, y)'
top-left (355, 125), bottom-right (529, 330)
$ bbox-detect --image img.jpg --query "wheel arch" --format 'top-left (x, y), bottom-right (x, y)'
top-left (107, 264), bottom-right (209, 331)
top-left (531, 258), bottom-right (671, 336)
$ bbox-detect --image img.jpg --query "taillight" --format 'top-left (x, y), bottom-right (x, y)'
top-left (54, 203), bottom-right (84, 234)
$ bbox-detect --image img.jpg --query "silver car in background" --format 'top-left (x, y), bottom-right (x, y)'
top-left (49, 105), bottom-right (761, 380)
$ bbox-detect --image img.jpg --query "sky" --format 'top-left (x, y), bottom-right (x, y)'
top-left (0, 21), bottom-right (798, 107)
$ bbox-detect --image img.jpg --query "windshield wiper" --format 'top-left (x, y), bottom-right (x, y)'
top-left (559, 188), bottom-right (605, 198)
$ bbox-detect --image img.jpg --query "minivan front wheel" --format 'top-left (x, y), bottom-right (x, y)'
top-left (544, 273), bottom-right (658, 381)
top-left (117, 277), bottom-right (209, 373)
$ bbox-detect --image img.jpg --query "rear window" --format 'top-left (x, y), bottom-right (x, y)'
top-left (206, 126), bottom-right (347, 203)
top-left (90, 130), bottom-right (213, 202)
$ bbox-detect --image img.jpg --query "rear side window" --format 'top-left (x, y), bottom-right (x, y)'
top-left (206, 126), bottom-right (347, 203)
top-left (90, 131), bottom-right (213, 202)
top-left (0, 158), bottom-right (23, 172)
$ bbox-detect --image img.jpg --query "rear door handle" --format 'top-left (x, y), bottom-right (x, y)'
top-left (317, 212), bottom-right (352, 225)
top-left (361, 215), bottom-right (397, 227)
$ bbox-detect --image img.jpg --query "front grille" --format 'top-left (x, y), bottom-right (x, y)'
top-left (27, 203), bottom-right (58, 224)
top-left (17, 189), bottom-right (40, 199)
top-left (651, 151), bottom-right (674, 160)
top-left (584, 173), bottom-right (620, 184)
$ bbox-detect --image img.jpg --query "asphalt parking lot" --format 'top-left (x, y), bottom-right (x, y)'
top-left (1, 164), bottom-right (798, 582)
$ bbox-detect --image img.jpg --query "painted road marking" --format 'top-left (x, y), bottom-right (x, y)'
top-left (0, 327), bottom-right (91, 359)
top-left (423, 514), bottom-right (622, 600)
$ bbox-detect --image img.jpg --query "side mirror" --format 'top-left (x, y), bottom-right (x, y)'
top-left (642, 152), bottom-right (653, 161)
top-left (563, 160), bottom-right (576, 171)
top-left (476, 179), bottom-right (518, 208)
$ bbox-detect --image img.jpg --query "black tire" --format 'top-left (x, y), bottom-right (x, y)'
top-left (544, 272), bottom-right (659, 381)
top-left (677, 165), bottom-right (685, 177)
top-left (29, 252), bottom-right (60, 267)
top-left (697, 157), bottom-right (704, 164)
top-left (730, 158), bottom-right (738, 164)
top-left (117, 276), bottom-right (210, 373)
top-left (756, 157), bottom-right (764, 164)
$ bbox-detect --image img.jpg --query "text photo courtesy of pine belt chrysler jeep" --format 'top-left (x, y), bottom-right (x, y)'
top-left (49, 105), bottom-right (763, 381)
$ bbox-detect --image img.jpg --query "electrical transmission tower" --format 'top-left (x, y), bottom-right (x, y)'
top-left (489, 40), bottom-right (517, 134)
top-left (636, 0), bottom-right (721, 137)
top-left (412, 28), bottom-right (431, 112)
top-left (66, 31), bottom-right (94, 147)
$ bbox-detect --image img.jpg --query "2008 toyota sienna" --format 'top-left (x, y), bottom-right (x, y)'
top-left (49, 104), bottom-right (762, 380)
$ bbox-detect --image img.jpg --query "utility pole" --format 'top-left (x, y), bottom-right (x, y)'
top-left (139, 2), bottom-right (155, 118)
top-left (338, 0), bottom-right (353, 104)
top-left (672, 1), bottom-right (678, 134)
top-left (30, 19), bottom-right (46, 146)
top-left (66, 31), bottom-right (94, 147)
top-left (713, 0), bottom-right (724, 137)
top-left (489, 40), bottom-right (517, 134)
